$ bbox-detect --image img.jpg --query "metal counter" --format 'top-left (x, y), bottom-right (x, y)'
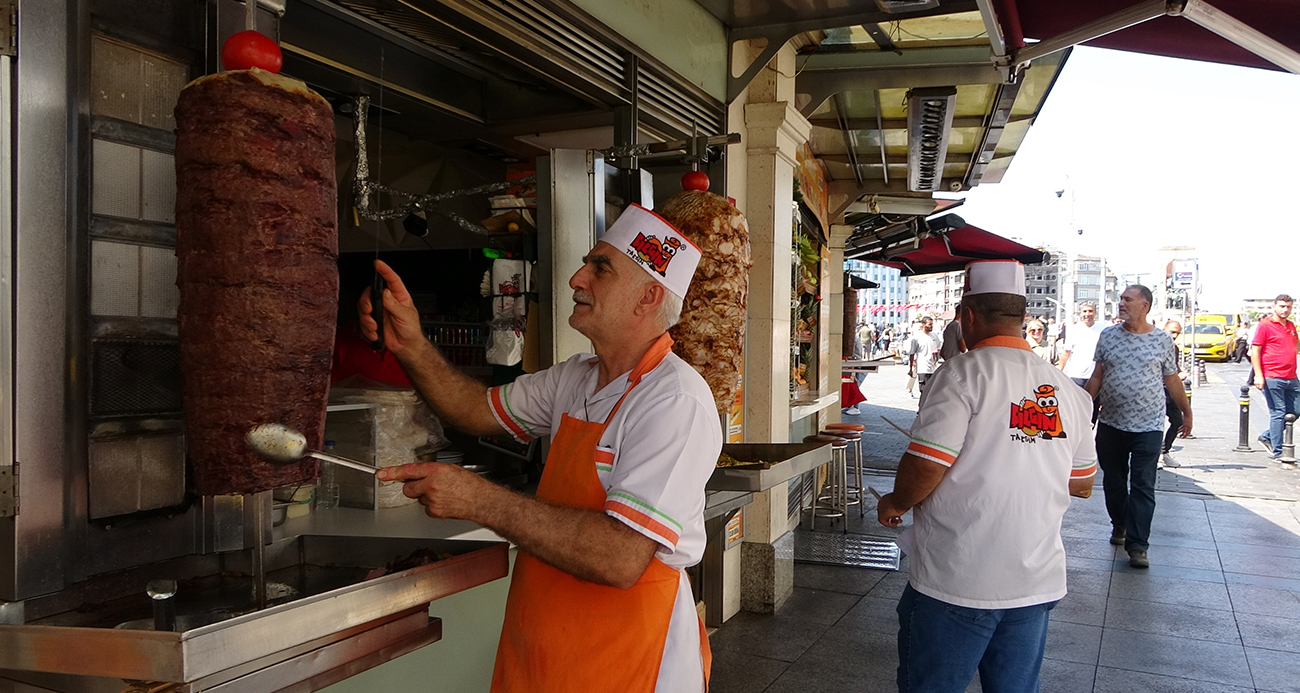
top-left (705, 443), bottom-right (833, 492)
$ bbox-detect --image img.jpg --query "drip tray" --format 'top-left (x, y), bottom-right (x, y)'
top-left (795, 531), bottom-right (901, 571)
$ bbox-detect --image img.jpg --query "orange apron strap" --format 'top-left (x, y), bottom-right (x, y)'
top-left (698, 614), bottom-right (712, 691)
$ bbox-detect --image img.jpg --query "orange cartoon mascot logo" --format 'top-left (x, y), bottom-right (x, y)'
top-left (629, 233), bottom-right (682, 277)
top-left (1009, 384), bottom-right (1067, 440)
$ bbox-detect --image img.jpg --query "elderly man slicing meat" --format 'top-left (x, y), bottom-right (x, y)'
top-left (360, 205), bottom-right (721, 693)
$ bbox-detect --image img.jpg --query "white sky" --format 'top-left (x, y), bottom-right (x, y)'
top-left (953, 46), bottom-right (1300, 311)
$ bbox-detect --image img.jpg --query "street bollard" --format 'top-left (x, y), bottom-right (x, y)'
top-left (1235, 386), bottom-right (1254, 452)
top-left (1283, 414), bottom-right (1297, 464)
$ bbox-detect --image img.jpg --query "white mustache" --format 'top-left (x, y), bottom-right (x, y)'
top-left (573, 289), bottom-right (593, 305)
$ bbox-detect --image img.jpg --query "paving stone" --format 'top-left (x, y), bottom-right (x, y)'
top-left (1108, 572), bottom-right (1233, 611)
top-left (708, 609), bottom-right (834, 663)
top-left (1234, 611), bottom-right (1300, 652)
top-left (793, 562), bottom-right (889, 596)
top-left (1044, 620), bottom-right (1102, 665)
top-left (1092, 666), bottom-right (1254, 693)
top-left (1104, 596), bottom-right (1241, 644)
top-left (1226, 582), bottom-right (1300, 619)
top-left (1039, 658), bottom-right (1097, 693)
top-left (1097, 630), bottom-right (1252, 688)
top-left (774, 588), bottom-right (862, 626)
top-left (1066, 567), bottom-right (1112, 596)
top-left (1051, 590), bottom-right (1106, 627)
top-left (708, 650), bottom-right (789, 693)
top-left (836, 596), bottom-right (901, 633)
top-left (1246, 647), bottom-right (1300, 693)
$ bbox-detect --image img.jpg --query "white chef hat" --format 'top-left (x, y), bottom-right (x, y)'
top-left (599, 203), bottom-right (702, 298)
top-left (963, 260), bottom-right (1026, 296)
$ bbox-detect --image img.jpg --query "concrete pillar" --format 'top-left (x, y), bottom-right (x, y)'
top-left (736, 43), bottom-right (811, 614)
top-left (826, 223), bottom-right (853, 427)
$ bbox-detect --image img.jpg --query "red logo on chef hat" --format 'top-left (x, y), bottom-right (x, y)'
top-left (1009, 384), bottom-right (1067, 440)
top-left (629, 233), bottom-right (683, 277)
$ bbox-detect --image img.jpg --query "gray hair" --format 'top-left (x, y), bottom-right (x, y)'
top-left (658, 291), bottom-right (684, 331)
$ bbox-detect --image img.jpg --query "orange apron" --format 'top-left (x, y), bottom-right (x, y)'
top-left (491, 335), bottom-right (711, 693)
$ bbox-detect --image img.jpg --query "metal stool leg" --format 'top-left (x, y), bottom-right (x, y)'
top-left (854, 438), bottom-right (865, 517)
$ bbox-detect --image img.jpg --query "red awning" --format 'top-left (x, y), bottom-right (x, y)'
top-left (998, 0), bottom-right (1300, 72)
top-left (862, 224), bottom-right (1046, 277)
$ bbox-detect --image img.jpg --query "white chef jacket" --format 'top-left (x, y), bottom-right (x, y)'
top-left (906, 337), bottom-right (1098, 609)
top-left (487, 348), bottom-right (722, 692)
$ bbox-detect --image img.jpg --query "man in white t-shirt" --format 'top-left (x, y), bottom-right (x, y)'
top-left (1058, 302), bottom-right (1105, 388)
top-left (907, 316), bottom-right (943, 396)
top-left (362, 205), bottom-right (720, 693)
top-left (877, 260), bottom-right (1097, 693)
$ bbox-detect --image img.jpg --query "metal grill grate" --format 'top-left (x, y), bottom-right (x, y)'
top-left (794, 531), bottom-right (901, 570)
top-left (90, 340), bottom-right (183, 418)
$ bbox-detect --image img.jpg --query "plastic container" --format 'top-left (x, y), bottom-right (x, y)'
top-left (316, 440), bottom-right (340, 510)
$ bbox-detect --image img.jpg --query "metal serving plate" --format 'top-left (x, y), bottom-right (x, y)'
top-left (0, 536), bottom-right (508, 683)
top-left (705, 443), bottom-right (833, 492)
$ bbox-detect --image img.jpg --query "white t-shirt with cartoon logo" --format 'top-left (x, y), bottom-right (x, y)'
top-left (905, 337), bottom-right (1098, 609)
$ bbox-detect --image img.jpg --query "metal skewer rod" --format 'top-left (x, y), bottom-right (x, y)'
top-left (247, 491), bottom-right (269, 610)
top-left (306, 450), bottom-right (387, 475)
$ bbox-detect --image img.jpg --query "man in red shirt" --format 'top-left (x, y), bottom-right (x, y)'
top-left (1252, 294), bottom-right (1298, 460)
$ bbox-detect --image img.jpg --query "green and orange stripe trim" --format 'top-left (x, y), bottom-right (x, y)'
top-left (605, 491), bottom-right (680, 548)
top-left (907, 436), bottom-right (959, 467)
top-left (488, 386), bottom-right (536, 443)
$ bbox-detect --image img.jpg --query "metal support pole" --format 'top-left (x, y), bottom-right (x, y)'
top-left (1235, 386), bottom-right (1253, 452)
top-left (1282, 414), bottom-right (1297, 464)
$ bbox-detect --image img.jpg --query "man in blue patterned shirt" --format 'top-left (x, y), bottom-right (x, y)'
top-left (1085, 285), bottom-right (1193, 569)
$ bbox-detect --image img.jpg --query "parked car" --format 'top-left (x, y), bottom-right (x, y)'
top-left (1177, 316), bottom-right (1234, 362)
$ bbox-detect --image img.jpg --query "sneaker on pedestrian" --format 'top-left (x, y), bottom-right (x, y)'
top-left (1161, 453), bottom-right (1180, 468)
top-left (1257, 435), bottom-right (1274, 454)
top-left (845, 406), bottom-right (861, 415)
top-left (1128, 550), bottom-right (1149, 569)
top-left (1109, 527), bottom-right (1126, 546)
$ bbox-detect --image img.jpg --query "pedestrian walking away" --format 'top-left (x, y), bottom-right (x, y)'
top-left (940, 303), bottom-right (966, 361)
top-left (1159, 320), bottom-right (1186, 468)
top-left (877, 260), bottom-right (1097, 693)
top-left (1251, 294), bottom-right (1299, 459)
top-left (1085, 286), bottom-right (1192, 569)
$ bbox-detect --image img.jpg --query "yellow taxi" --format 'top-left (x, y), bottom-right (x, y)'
top-left (1177, 316), bottom-right (1234, 361)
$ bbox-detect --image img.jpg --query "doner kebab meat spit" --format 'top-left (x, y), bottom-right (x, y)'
top-left (174, 68), bottom-right (338, 495)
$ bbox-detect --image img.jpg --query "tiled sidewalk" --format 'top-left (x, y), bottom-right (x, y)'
top-left (711, 362), bottom-right (1300, 692)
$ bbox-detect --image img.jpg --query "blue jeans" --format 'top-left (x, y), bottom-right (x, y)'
top-left (896, 584), bottom-right (1056, 693)
top-left (1260, 377), bottom-right (1300, 456)
top-left (1096, 423), bottom-right (1161, 553)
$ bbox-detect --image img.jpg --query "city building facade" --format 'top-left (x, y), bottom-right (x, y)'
top-left (846, 260), bottom-right (908, 328)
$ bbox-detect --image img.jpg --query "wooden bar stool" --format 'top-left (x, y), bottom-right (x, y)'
top-left (826, 423), bottom-right (866, 516)
top-left (803, 433), bottom-right (848, 532)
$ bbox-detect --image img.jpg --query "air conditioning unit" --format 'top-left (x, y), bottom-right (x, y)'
top-left (906, 86), bottom-right (958, 193)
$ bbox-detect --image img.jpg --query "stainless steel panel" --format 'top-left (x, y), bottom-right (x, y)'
top-left (139, 149), bottom-right (174, 223)
top-left (0, 54), bottom-right (13, 484)
top-left (137, 53), bottom-right (187, 131)
top-left (10, 0), bottom-right (73, 601)
top-left (705, 443), bottom-right (833, 492)
top-left (535, 150), bottom-right (595, 369)
top-left (89, 139), bottom-right (140, 218)
top-left (0, 538), bottom-right (508, 682)
top-left (90, 34), bottom-right (188, 131)
top-left (89, 35), bottom-right (142, 123)
top-left (87, 434), bottom-right (185, 520)
top-left (89, 240), bottom-right (138, 317)
top-left (138, 245), bottom-right (178, 318)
